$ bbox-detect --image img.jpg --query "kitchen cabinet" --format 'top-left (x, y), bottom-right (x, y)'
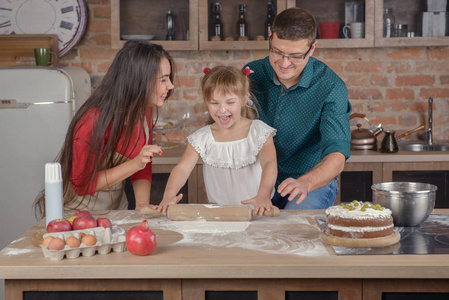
top-left (151, 147), bottom-right (202, 204)
top-left (154, 147), bottom-right (449, 208)
top-left (384, 162), bottom-right (449, 208)
top-left (338, 151), bottom-right (449, 208)
top-left (375, 0), bottom-right (449, 47)
top-left (286, 0), bottom-right (375, 48)
top-left (198, 0), bottom-right (287, 50)
top-left (110, 0), bottom-right (199, 50)
top-left (111, 0), bottom-right (448, 51)
top-left (2, 209), bottom-right (449, 300)
top-left (339, 162), bottom-right (383, 203)
top-left (288, 0), bottom-right (449, 48)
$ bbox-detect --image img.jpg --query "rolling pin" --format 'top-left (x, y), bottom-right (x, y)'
top-left (140, 204), bottom-right (280, 221)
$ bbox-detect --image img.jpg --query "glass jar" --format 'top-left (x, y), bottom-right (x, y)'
top-left (383, 8), bottom-right (395, 38)
top-left (392, 24), bottom-right (408, 37)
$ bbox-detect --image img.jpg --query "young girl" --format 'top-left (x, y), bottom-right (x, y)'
top-left (34, 40), bottom-right (175, 217)
top-left (156, 66), bottom-right (278, 215)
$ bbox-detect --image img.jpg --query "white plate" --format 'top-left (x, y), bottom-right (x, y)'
top-left (121, 35), bottom-right (155, 40)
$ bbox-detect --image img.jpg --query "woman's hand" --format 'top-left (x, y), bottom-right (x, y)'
top-left (133, 145), bottom-right (163, 170)
top-left (241, 196), bottom-right (277, 216)
top-left (153, 193), bottom-right (184, 213)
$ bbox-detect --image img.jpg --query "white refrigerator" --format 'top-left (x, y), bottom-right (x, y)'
top-left (0, 66), bottom-right (91, 249)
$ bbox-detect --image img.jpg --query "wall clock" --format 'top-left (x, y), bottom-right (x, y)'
top-left (0, 0), bottom-right (88, 57)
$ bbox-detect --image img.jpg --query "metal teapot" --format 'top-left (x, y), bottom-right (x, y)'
top-left (349, 113), bottom-right (383, 150)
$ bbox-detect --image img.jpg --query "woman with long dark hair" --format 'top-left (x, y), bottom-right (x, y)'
top-left (34, 40), bottom-right (175, 217)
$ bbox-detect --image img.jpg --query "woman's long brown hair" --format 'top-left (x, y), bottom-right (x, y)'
top-left (34, 40), bottom-right (175, 219)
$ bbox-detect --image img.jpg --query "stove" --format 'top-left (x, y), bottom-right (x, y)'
top-left (316, 214), bottom-right (449, 255)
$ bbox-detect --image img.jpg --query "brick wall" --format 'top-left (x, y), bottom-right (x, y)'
top-left (62, 1), bottom-right (449, 141)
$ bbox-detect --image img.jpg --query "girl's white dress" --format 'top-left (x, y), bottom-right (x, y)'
top-left (187, 120), bottom-right (276, 206)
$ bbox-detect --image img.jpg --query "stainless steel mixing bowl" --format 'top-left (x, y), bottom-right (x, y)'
top-left (371, 182), bottom-right (437, 227)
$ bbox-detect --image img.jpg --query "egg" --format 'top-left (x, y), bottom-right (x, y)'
top-left (47, 237), bottom-right (65, 251)
top-left (79, 232), bottom-right (86, 239)
top-left (81, 234), bottom-right (97, 246)
top-left (42, 236), bottom-right (54, 246)
top-left (65, 236), bottom-right (81, 248)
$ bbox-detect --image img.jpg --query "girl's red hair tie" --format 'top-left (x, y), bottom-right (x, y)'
top-left (243, 66), bottom-right (254, 77)
top-left (203, 67), bottom-right (210, 74)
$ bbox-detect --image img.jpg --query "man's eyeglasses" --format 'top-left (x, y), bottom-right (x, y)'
top-left (269, 42), bottom-right (313, 63)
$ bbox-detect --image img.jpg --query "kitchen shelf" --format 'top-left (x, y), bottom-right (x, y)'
top-left (198, 0), bottom-right (286, 50)
top-left (111, 0), bottom-right (199, 50)
top-left (375, 0), bottom-right (449, 47)
top-left (111, 0), bottom-right (448, 51)
top-left (286, 0), bottom-right (374, 48)
top-left (0, 34), bottom-right (60, 66)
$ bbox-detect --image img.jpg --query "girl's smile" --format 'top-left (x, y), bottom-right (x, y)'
top-left (208, 91), bottom-right (244, 129)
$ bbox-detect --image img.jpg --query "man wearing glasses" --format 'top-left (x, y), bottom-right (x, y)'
top-left (244, 8), bottom-right (351, 209)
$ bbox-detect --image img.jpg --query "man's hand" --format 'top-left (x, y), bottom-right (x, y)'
top-left (277, 178), bottom-right (310, 204)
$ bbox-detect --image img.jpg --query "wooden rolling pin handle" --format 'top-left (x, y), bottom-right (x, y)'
top-left (253, 209), bottom-right (280, 217)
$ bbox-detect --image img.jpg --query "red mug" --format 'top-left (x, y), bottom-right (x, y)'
top-left (318, 22), bottom-right (340, 39)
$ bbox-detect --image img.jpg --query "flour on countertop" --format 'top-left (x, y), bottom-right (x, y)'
top-left (171, 221), bottom-right (250, 233)
top-left (9, 236), bottom-right (27, 245)
top-left (147, 211), bottom-right (329, 257)
top-left (1, 247), bottom-right (37, 256)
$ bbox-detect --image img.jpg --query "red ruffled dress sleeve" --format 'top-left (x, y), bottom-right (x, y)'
top-left (72, 109), bottom-right (101, 196)
top-left (71, 108), bottom-right (154, 196)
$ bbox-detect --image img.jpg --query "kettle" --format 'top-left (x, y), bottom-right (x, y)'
top-left (350, 113), bottom-right (383, 150)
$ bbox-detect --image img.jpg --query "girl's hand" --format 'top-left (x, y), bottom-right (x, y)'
top-left (153, 193), bottom-right (183, 213)
top-left (133, 145), bottom-right (163, 170)
top-left (241, 196), bottom-right (277, 216)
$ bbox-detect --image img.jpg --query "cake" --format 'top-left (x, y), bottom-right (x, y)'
top-left (324, 200), bottom-right (394, 239)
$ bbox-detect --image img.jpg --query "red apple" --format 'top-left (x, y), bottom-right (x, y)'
top-left (126, 220), bottom-right (157, 256)
top-left (97, 217), bottom-right (112, 229)
top-left (74, 210), bottom-right (92, 217)
top-left (72, 215), bottom-right (97, 230)
top-left (47, 219), bottom-right (72, 233)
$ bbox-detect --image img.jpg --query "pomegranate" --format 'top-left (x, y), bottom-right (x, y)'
top-left (126, 220), bottom-right (157, 256)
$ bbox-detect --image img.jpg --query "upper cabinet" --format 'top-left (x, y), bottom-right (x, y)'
top-left (286, 0), bottom-right (374, 48)
top-left (111, 0), bottom-right (449, 50)
top-left (111, 0), bottom-right (199, 50)
top-left (375, 0), bottom-right (449, 47)
top-left (198, 0), bottom-right (286, 50)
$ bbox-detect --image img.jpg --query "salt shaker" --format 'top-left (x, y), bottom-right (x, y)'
top-left (45, 162), bottom-right (64, 226)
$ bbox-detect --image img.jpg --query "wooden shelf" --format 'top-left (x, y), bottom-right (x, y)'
top-left (111, 0), bottom-right (448, 51)
top-left (111, 0), bottom-right (199, 51)
top-left (286, 0), bottom-right (374, 48)
top-left (375, 0), bottom-right (449, 47)
top-left (0, 34), bottom-right (59, 66)
top-left (198, 0), bottom-right (287, 50)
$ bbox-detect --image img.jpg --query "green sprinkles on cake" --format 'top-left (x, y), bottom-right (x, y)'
top-left (339, 200), bottom-right (384, 211)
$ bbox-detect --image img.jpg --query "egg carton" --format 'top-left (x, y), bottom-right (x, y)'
top-left (40, 227), bottom-right (126, 261)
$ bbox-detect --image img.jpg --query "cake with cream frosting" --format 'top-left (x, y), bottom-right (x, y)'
top-left (324, 200), bottom-right (394, 239)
